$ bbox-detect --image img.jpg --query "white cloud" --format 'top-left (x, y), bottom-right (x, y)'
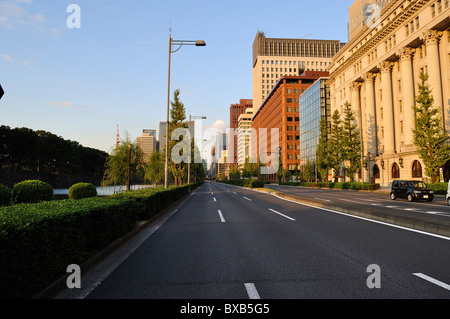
top-left (0, 0), bottom-right (46, 29)
top-left (23, 60), bottom-right (31, 67)
top-left (1, 54), bottom-right (13, 62)
top-left (204, 119), bottom-right (229, 133)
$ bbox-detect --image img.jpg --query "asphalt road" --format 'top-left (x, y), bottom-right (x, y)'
top-left (58, 182), bottom-right (450, 300)
top-left (266, 184), bottom-right (450, 223)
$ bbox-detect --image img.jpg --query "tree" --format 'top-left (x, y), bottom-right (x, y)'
top-left (102, 133), bottom-right (144, 189)
top-left (303, 158), bottom-right (315, 182)
top-left (328, 110), bottom-right (345, 182)
top-left (243, 157), bottom-right (259, 178)
top-left (229, 166), bottom-right (241, 180)
top-left (342, 102), bottom-right (362, 182)
top-left (316, 116), bottom-right (331, 182)
top-left (168, 89), bottom-right (188, 186)
top-left (187, 139), bottom-right (206, 183)
top-left (412, 72), bottom-right (450, 183)
top-left (145, 151), bottom-right (164, 187)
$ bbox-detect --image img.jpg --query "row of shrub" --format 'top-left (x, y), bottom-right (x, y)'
top-left (0, 181), bottom-right (203, 299)
top-left (217, 179), bottom-right (266, 189)
top-left (0, 180), bottom-right (98, 207)
top-left (278, 181), bottom-right (381, 191)
top-left (427, 183), bottom-right (448, 195)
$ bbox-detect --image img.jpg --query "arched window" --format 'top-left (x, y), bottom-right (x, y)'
top-left (392, 163), bottom-right (400, 179)
top-left (373, 164), bottom-right (380, 179)
top-left (412, 160), bottom-right (422, 178)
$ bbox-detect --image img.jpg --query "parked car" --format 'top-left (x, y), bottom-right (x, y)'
top-left (446, 180), bottom-right (450, 206)
top-left (390, 180), bottom-right (434, 202)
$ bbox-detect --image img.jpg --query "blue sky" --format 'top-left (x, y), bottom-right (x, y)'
top-left (0, 0), bottom-right (355, 153)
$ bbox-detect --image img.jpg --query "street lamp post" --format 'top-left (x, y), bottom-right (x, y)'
top-left (164, 34), bottom-right (206, 189)
top-left (188, 114), bottom-right (207, 184)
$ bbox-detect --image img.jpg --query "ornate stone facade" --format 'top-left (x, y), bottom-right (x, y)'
top-left (327, 0), bottom-right (450, 185)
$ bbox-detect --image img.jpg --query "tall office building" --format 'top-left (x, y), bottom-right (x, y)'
top-left (137, 130), bottom-right (157, 162)
top-left (348, 0), bottom-right (392, 41)
top-left (299, 78), bottom-right (331, 168)
top-left (327, 0), bottom-right (450, 185)
top-left (252, 72), bottom-right (329, 181)
top-left (159, 120), bottom-right (195, 153)
top-left (158, 121), bottom-right (167, 153)
top-left (252, 32), bottom-right (345, 109)
top-left (229, 99), bottom-right (253, 166)
top-left (237, 107), bottom-right (254, 168)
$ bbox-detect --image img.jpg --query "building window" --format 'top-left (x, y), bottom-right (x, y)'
top-left (287, 98), bottom-right (293, 103)
top-left (287, 126), bottom-right (293, 131)
top-left (287, 107), bottom-right (293, 112)
top-left (287, 117), bottom-right (293, 122)
top-left (287, 88), bottom-right (292, 94)
top-left (287, 135), bottom-right (294, 141)
top-left (412, 160), bottom-right (423, 178)
top-left (392, 163), bottom-right (400, 179)
top-left (373, 165), bottom-right (380, 179)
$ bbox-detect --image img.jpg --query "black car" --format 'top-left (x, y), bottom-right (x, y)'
top-left (390, 180), bottom-right (434, 202)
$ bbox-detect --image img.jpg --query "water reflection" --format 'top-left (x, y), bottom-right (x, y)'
top-left (54, 185), bottom-right (154, 196)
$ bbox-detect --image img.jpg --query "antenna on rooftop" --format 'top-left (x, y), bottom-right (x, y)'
top-left (299, 34), bottom-right (312, 39)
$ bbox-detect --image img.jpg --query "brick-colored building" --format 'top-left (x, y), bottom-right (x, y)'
top-left (252, 72), bottom-right (329, 180)
top-left (229, 99), bottom-right (252, 166)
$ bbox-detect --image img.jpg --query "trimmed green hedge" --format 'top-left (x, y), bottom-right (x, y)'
top-left (110, 182), bottom-right (204, 220)
top-left (0, 182), bottom-right (203, 299)
top-left (69, 183), bottom-right (97, 200)
top-left (0, 197), bottom-right (142, 299)
top-left (428, 183), bottom-right (448, 195)
top-left (12, 180), bottom-right (53, 204)
top-left (278, 181), bottom-right (381, 191)
top-left (217, 179), bottom-right (266, 189)
top-left (0, 184), bottom-right (11, 207)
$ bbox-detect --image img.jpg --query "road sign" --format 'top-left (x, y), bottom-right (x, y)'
top-left (0, 85), bottom-right (4, 100)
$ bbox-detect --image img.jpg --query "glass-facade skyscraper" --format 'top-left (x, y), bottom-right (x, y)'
top-left (299, 78), bottom-right (331, 166)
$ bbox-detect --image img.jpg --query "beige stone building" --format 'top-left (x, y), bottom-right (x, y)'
top-left (137, 130), bottom-right (157, 163)
top-left (326, 0), bottom-right (450, 186)
top-left (252, 32), bottom-right (345, 109)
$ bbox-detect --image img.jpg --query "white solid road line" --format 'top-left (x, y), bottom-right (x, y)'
top-left (244, 283), bottom-right (261, 300)
top-left (218, 210), bottom-right (226, 223)
top-left (273, 194), bottom-right (450, 241)
top-left (243, 197), bottom-right (252, 201)
top-left (414, 273), bottom-right (450, 291)
top-left (268, 208), bottom-right (296, 221)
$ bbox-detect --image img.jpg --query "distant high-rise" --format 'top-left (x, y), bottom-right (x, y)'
top-left (137, 130), bottom-right (156, 162)
top-left (252, 32), bottom-right (344, 109)
top-left (229, 99), bottom-right (252, 166)
top-left (348, 0), bottom-right (391, 41)
top-left (159, 121), bottom-right (167, 153)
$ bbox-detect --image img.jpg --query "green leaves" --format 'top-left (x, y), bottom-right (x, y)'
top-left (412, 72), bottom-right (450, 183)
top-left (12, 180), bottom-right (53, 204)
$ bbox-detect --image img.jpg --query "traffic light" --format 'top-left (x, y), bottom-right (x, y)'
top-left (0, 84), bottom-right (4, 100)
